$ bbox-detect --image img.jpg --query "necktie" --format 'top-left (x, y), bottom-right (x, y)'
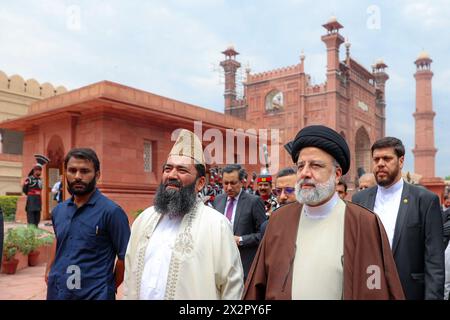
top-left (226, 197), bottom-right (235, 221)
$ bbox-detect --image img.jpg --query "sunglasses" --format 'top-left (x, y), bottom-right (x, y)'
top-left (274, 187), bottom-right (296, 196)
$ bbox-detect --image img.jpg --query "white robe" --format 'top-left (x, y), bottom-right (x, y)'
top-left (123, 200), bottom-right (244, 300)
top-left (292, 193), bottom-right (345, 300)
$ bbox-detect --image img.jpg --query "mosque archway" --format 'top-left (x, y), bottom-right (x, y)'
top-left (355, 126), bottom-right (371, 178)
top-left (45, 135), bottom-right (65, 219)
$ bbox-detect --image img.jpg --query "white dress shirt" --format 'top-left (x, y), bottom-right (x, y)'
top-left (373, 178), bottom-right (404, 248)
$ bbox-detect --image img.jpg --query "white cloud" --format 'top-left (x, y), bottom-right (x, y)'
top-left (401, 0), bottom-right (450, 28)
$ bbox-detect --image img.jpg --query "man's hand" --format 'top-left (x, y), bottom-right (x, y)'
top-left (234, 236), bottom-right (241, 246)
top-left (114, 259), bottom-right (125, 291)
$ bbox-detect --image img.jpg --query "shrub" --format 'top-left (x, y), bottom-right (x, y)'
top-left (2, 226), bottom-right (55, 259)
top-left (14, 226), bottom-right (54, 255)
top-left (0, 196), bottom-right (19, 222)
top-left (2, 228), bottom-right (23, 261)
top-left (34, 227), bottom-right (55, 246)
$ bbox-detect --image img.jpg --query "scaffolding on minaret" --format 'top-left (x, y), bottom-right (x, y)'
top-left (211, 59), bottom-right (246, 100)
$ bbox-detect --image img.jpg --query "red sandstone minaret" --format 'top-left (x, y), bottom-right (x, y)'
top-left (412, 51), bottom-right (445, 200)
top-left (322, 17), bottom-right (344, 77)
top-left (373, 59), bottom-right (389, 137)
top-left (412, 51), bottom-right (436, 177)
top-left (220, 46), bottom-right (241, 116)
top-left (321, 16), bottom-right (345, 128)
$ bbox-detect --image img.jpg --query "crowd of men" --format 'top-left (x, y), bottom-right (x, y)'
top-left (6, 124), bottom-right (450, 300)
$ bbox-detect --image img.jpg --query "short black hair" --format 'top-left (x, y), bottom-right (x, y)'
top-left (276, 167), bottom-right (296, 179)
top-left (371, 137), bottom-right (405, 158)
top-left (337, 179), bottom-right (347, 192)
top-left (64, 148), bottom-right (100, 172)
top-left (195, 164), bottom-right (206, 178)
top-left (240, 168), bottom-right (248, 180)
top-left (222, 164), bottom-right (245, 181)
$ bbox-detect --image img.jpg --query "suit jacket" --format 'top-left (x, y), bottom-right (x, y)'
top-left (352, 181), bottom-right (445, 299)
top-left (213, 191), bottom-right (267, 278)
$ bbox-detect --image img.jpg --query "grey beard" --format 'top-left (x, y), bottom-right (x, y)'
top-left (154, 180), bottom-right (198, 218)
top-left (295, 174), bottom-right (336, 206)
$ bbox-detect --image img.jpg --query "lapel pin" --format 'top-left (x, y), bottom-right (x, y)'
top-left (403, 198), bottom-right (408, 204)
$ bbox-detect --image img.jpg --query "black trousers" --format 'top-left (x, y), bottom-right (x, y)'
top-left (27, 210), bottom-right (41, 227)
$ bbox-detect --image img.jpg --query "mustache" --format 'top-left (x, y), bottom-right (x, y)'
top-left (164, 179), bottom-right (182, 188)
top-left (69, 180), bottom-right (87, 187)
top-left (298, 179), bottom-right (316, 187)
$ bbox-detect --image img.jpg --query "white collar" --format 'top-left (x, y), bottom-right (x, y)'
top-left (303, 192), bottom-right (340, 220)
top-left (377, 178), bottom-right (404, 196)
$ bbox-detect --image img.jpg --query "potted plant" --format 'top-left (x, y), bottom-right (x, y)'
top-left (25, 227), bottom-right (41, 266)
top-left (2, 228), bottom-right (21, 274)
top-left (17, 226), bottom-right (51, 267)
top-left (31, 228), bottom-right (54, 266)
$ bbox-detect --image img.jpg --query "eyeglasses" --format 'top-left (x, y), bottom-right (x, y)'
top-left (274, 187), bottom-right (296, 196)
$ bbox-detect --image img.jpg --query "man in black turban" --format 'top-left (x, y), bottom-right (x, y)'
top-left (244, 125), bottom-right (405, 300)
top-left (285, 125), bottom-right (350, 174)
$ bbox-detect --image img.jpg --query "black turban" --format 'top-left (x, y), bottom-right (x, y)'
top-left (284, 125), bottom-right (350, 175)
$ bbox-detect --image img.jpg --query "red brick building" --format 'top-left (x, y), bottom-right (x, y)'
top-left (222, 17), bottom-right (388, 188)
top-left (0, 81), bottom-right (262, 222)
top-left (3, 17), bottom-right (444, 222)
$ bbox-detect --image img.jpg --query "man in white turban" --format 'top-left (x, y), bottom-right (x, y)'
top-left (123, 129), bottom-right (244, 300)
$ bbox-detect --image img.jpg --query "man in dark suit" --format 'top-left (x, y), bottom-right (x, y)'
top-left (352, 137), bottom-right (444, 299)
top-left (213, 164), bottom-right (267, 279)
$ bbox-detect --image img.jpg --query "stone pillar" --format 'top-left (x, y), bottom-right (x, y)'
top-left (412, 51), bottom-right (436, 178)
top-left (321, 16), bottom-right (345, 129)
top-left (373, 60), bottom-right (389, 138)
top-left (412, 51), bottom-right (445, 200)
top-left (220, 46), bottom-right (241, 116)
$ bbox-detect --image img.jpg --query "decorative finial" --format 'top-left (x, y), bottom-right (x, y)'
top-left (300, 49), bottom-right (305, 61)
top-left (417, 50), bottom-right (430, 60)
top-left (344, 37), bottom-right (351, 48)
top-left (245, 61), bottom-right (251, 74)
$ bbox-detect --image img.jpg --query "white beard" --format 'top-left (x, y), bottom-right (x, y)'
top-left (295, 173), bottom-right (336, 206)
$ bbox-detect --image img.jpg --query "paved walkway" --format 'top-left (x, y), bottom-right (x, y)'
top-left (0, 262), bottom-right (124, 300)
top-left (0, 264), bottom-right (47, 300)
top-left (1, 221), bottom-right (124, 300)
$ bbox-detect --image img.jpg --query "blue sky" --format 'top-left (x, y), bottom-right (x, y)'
top-left (0, 0), bottom-right (449, 177)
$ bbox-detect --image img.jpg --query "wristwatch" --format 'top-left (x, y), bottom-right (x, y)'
top-left (238, 237), bottom-right (243, 246)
